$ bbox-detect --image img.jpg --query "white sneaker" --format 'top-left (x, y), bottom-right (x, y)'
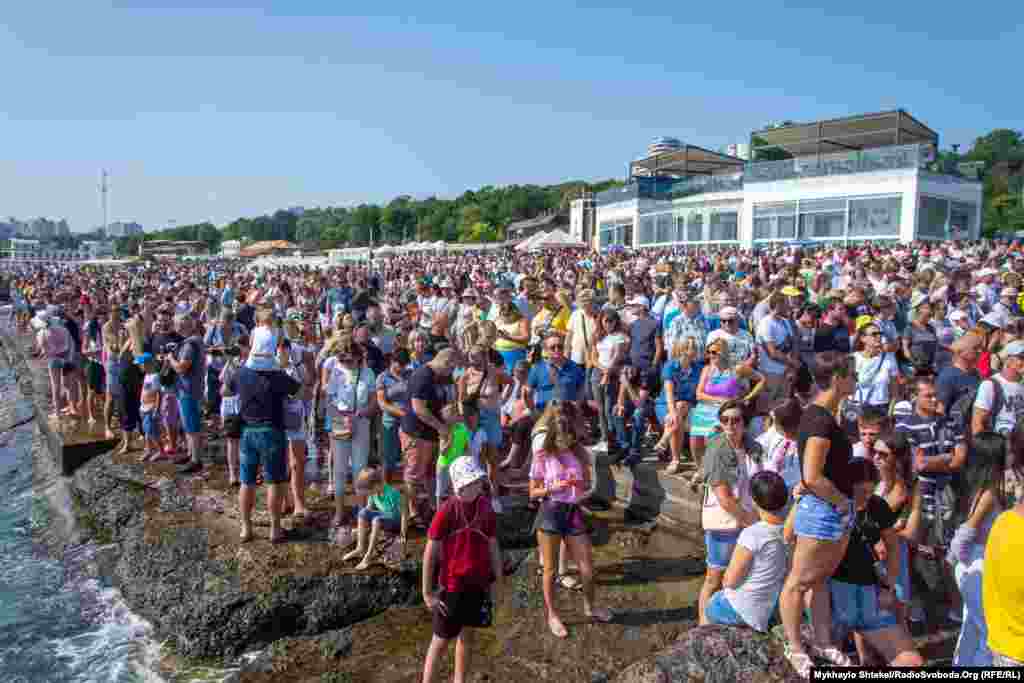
top-left (910, 605), bottom-right (926, 622)
top-left (591, 440), bottom-right (608, 454)
top-left (947, 609), bottom-right (963, 624)
top-left (491, 497), bottom-right (504, 514)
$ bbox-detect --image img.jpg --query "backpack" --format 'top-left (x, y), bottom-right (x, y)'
top-left (947, 377), bottom-right (1004, 439)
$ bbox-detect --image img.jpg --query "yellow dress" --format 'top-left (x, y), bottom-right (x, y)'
top-left (984, 510), bottom-right (1024, 661)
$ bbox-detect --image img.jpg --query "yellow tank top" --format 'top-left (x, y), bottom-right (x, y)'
top-left (493, 318), bottom-right (527, 351)
top-left (984, 510), bottom-right (1024, 661)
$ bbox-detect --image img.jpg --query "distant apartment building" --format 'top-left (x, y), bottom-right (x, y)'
top-left (221, 240), bottom-right (241, 257)
top-left (3, 217), bottom-right (72, 240)
top-left (104, 221), bottom-right (144, 238)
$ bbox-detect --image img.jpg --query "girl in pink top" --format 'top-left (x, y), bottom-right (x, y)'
top-left (528, 403), bottom-right (612, 639)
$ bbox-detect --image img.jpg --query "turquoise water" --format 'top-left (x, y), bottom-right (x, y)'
top-left (0, 365), bottom-right (157, 682)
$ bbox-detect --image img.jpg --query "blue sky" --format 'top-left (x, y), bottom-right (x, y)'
top-left (2, 1), bottom-right (1020, 232)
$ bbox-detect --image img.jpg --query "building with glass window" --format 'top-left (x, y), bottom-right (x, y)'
top-left (581, 110), bottom-right (983, 251)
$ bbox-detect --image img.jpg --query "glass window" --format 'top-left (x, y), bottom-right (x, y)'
top-left (656, 213), bottom-right (672, 243)
top-left (799, 211), bottom-right (845, 238)
top-left (949, 202), bottom-right (975, 239)
top-left (687, 213), bottom-right (703, 242)
top-left (917, 196), bottom-right (948, 239)
top-left (674, 214), bottom-right (686, 242)
top-left (710, 211), bottom-right (738, 241)
top-left (849, 196), bottom-right (901, 237)
top-left (639, 216), bottom-right (655, 245)
top-left (752, 202), bottom-right (796, 240)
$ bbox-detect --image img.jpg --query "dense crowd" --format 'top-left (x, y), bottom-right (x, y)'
top-left (6, 239), bottom-right (1024, 680)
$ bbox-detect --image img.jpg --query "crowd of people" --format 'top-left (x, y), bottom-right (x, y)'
top-left (6, 238), bottom-right (1024, 680)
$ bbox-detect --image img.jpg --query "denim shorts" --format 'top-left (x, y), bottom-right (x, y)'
top-left (240, 426), bottom-right (288, 485)
top-left (793, 494), bottom-right (854, 542)
top-left (705, 590), bottom-right (746, 627)
top-left (704, 529), bottom-right (741, 570)
top-left (141, 410), bottom-right (161, 439)
top-left (177, 393), bottom-right (202, 435)
top-left (479, 407), bottom-right (502, 447)
top-left (829, 580), bottom-right (898, 633)
top-left (358, 507), bottom-right (401, 533)
top-left (534, 500), bottom-right (588, 537)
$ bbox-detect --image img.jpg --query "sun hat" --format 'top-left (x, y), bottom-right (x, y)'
top-left (780, 286), bottom-right (802, 297)
top-left (855, 315), bottom-right (876, 333)
top-left (461, 288), bottom-right (479, 299)
top-left (448, 457), bottom-right (487, 493)
top-left (1002, 340), bottom-right (1024, 358)
top-left (246, 327), bottom-right (280, 371)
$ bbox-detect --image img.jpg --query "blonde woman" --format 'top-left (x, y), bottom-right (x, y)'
top-left (656, 337), bottom-right (703, 475)
top-left (493, 300), bottom-right (530, 373)
top-left (689, 338), bottom-right (765, 487)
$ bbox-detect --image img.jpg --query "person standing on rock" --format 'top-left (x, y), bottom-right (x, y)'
top-left (421, 457), bottom-right (501, 683)
top-left (168, 314), bottom-right (206, 475)
top-left (231, 326), bottom-right (301, 544)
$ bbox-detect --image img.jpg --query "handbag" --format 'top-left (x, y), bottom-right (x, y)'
top-left (842, 353), bottom-right (890, 424)
top-left (701, 483), bottom-right (740, 531)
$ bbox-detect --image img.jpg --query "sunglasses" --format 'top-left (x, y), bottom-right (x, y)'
top-left (862, 331), bottom-right (881, 337)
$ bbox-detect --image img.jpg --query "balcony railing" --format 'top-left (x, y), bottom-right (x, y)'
top-left (666, 172), bottom-right (744, 199)
top-left (744, 143), bottom-right (924, 183)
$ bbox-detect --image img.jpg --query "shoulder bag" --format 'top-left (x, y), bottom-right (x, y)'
top-left (700, 435), bottom-right (741, 532)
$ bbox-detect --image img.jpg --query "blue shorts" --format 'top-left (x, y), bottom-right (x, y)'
top-left (358, 507), bottom-right (401, 533)
top-left (240, 427), bottom-right (288, 485)
top-left (829, 580), bottom-right (898, 634)
top-left (705, 591), bottom-right (746, 627)
top-left (497, 348), bottom-right (527, 374)
top-left (793, 494), bottom-right (854, 543)
top-left (704, 530), bottom-right (741, 570)
top-left (177, 393), bottom-right (202, 435)
top-left (142, 410), bottom-right (161, 439)
top-left (380, 422), bottom-right (402, 473)
top-left (479, 407), bottom-right (502, 448)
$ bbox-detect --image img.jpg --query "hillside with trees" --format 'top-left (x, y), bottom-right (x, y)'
top-left (115, 179), bottom-right (623, 255)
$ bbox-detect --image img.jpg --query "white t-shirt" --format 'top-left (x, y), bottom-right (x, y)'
top-left (756, 316), bottom-right (792, 376)
top-left (722, 521), bottom-right (788, 632)
top-left (852, 352), bottom-right (899, 406)
top-left (976, 374), bottom-right (1024, 435)
top-left (595, 332), bottom-right (628, 370)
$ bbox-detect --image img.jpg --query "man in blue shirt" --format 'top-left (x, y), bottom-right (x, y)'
top-left (525, 331), bottom-right (586, 414)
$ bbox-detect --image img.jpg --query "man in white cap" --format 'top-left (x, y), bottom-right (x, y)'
top-left (421, 456), bottom-right (501, 683)
top-left (707, 306), bottom-right (755, 365)
top-left (973, 340), bottom-right (1024, 436)
top-left (995, 287), bottom-right (1019, 323)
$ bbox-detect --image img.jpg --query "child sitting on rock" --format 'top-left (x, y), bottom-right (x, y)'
top-left (704, 470), bottom-right (789, 632)
top-left (434, 400), bottom-right (485, 508)
top-left (344, 466), bottom-right (408, 570)
top-left (421, 457), bottom-right (502, 683)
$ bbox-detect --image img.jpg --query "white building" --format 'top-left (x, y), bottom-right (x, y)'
top-left (105, 221), bottom-right (144, 238)
top-left (79, 241), bottom-right (115, 259)
top-left (579, 110), bottom-right (983, 251)
top-left (221, 240), bottom-right (241, 257)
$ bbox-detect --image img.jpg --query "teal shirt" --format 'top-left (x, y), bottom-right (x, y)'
top-left (369, 484), bottom-right (402, 519)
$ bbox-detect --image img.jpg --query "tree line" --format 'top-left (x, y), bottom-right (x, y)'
top-left (115, 180), bottom-right (624, 255)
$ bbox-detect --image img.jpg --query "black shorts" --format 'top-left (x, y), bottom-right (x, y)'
top-left (223, 415), bottom-right (243, 439)
top-left (432, 589), bottom-right (493, 640)
top-left (533, 500), bottom-right (588, 537)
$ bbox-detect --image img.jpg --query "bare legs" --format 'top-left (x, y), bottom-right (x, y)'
top-left (288, 439), bottom-right (308, 517)
top-left (239, 481), bottom-right (286, 542)
top-left (225, 437), bottom-right (240, 484)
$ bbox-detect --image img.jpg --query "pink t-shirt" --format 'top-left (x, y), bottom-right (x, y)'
top-left (529, 449), bottom-right (586, 504)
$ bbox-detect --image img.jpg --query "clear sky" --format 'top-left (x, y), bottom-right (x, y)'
top-left (2, 1), bottom-right (1020, 232)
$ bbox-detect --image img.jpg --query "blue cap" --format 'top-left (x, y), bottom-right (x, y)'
top-left (135, 353), bottom-right (153, 365)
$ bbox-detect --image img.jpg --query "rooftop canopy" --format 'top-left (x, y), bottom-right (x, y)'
top-left (750, 109), bottom-right (939, 158)
top-left (629, 143), bottom-right (745, 179)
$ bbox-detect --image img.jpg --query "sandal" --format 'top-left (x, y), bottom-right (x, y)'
top-left (558, 574), bottom-right (583, 591)
top-left (665, 461), bottom-right (683, 475)
top-left (547, 615), bottom-right (568, 639)
top-left (783, 643), bottom-right (813, 679)
top-left (811, 644), bottom-right (853, 667)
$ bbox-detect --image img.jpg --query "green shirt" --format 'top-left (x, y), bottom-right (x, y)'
top-left (369, 484), bottom-right (402, 519)
top-left (437, 422), bottom-right (470, 471)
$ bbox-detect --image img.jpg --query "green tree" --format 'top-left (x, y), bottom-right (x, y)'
top-left (966, 129), bottom-right (1024, 165)
top-left (750, 135), bottom-right (792, 161)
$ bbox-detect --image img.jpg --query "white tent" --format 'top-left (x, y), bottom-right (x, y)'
top-left (528, 229), bottom-right (587, 250)
top-left (515, 231), bottom-right (549, 252)
top-left (373, 245), bottom-right (395, 256)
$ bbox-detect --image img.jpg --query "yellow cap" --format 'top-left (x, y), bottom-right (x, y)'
top-left (855, 315), bottom-right (876, 333)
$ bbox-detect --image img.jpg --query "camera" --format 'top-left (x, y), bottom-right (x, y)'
top-left (224, 346), bottom-right (241, 358)
top-left (164, 342), bottom-right (179, 354)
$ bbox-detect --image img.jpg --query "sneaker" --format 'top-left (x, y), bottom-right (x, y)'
top-left (491, 497), bottom-right (504, 514)
top-left (947, 609), bottom-right (963, 624)
top-left (591, 440), bottom-right (608, 454)
top-left (909, 605), bottom-right (926, 622)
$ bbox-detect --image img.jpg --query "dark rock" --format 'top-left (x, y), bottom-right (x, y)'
top-left (613, 624), bottom-right (802, 683)
top-left (317, 627), bottom-right (353, 659)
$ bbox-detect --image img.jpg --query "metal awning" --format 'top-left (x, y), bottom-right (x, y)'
top-left (750, 109), bottom-right (938, 158)
top-left (630, 143), bottom-right (745, 179)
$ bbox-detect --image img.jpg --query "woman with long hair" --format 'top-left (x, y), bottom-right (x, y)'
top-left (688, 338), bottom-right (765, 488)
top-left (845, 319), bottom-right (900, 438)
top-left (658, 337), bottom-right (702, 475)
top-left (779, 351), bottom-right (858, 676)
top-left (870, 430), bottom-right (914, 628)
top-left (529, 401), bottom-right (613, 638)
top-left (590, 308), bottom-right (629, 458)
top-left (949, 432), bottom-right (1008, 666)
